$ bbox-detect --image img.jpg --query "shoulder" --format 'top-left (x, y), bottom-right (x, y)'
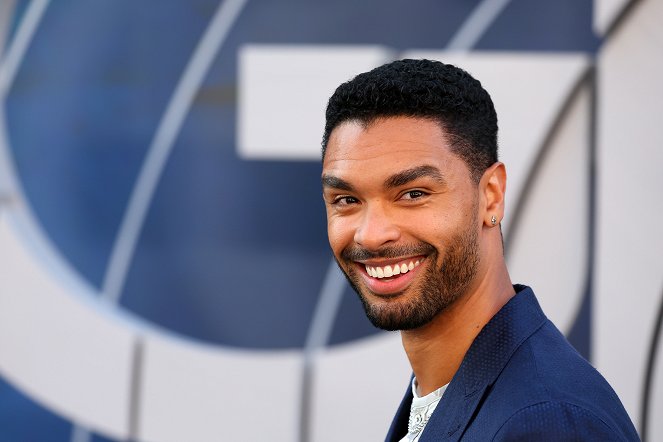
top-left (487, 321), bottom-right (640, 441)
top-left (522, 320), bottom-right (625, 408)
top-left (491, 401), bottom-right (639, 441)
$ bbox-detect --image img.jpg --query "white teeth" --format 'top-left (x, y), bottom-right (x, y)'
top-left (365, 259), bottom-right (424, 279)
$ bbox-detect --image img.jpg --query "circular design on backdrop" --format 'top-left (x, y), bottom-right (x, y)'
top-left (3, 0), bottom-right (600, 351)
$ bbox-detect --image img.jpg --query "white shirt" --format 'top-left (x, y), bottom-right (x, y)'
top-left (399, 378), bottom-right (449, 442)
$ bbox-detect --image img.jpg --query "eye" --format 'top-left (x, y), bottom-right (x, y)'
top-left (400, 190), bottom-right (427, 200)
top-left (332, 196), bottom-right (359, 206)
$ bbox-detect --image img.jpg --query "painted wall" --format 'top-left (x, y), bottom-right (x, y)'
top-left (0, 0), bottom-right (660, 441)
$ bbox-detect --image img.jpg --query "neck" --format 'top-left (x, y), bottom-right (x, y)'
top-left (401, 267), bottom-right (515, 396)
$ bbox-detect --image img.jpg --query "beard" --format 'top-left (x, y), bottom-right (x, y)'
top-left (336, 213), bottom-right (480, 331)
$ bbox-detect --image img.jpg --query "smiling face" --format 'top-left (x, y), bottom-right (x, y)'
top-left (322, 116), bottom-right (484, 331)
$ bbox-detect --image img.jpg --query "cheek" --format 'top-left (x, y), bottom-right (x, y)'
top-left (405, 209), bottom-right (464, 251)
top-left (326, 217), bottom-right (355, 253)
top-left (407, 210), bottom-right (448, 239)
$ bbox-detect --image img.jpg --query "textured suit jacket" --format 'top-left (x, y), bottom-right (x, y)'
top-left (386, 285), bottom-right (640, 441)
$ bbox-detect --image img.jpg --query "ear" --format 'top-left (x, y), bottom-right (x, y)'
top-left (479, 162), bottom-right (507, 228)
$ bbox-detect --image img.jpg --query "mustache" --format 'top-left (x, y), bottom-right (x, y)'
top-left (341, 243), bottom-right (436, 261)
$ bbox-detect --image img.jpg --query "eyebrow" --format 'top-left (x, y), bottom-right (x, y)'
top-left (384, 165), bottom-right (446, 189)
top-left (321, 174), bottom-right (354, 191)
top-left (322, 165), bottom-right (446, 192)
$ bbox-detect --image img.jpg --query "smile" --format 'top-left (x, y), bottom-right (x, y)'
top-left (364, 258), bottom-right (423, 279)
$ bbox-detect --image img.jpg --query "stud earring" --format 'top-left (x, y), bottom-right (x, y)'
top-left (491, 215), bottom-right (497, 226)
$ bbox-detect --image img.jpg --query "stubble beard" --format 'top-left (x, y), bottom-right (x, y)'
top-left (337, 215), bottom-right (480, 331)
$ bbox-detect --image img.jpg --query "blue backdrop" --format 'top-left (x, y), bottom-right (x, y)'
top-left (0, 1), bottom-right (598, 440)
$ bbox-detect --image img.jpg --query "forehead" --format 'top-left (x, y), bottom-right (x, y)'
top-left (322, 116), bottom-right (464, 181)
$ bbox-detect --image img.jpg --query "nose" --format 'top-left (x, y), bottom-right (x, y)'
top-left (353, 203), bottom-right (401, 250)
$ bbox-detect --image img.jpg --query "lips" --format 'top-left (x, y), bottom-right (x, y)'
top-left (357, 256), bottom-right (426, 295)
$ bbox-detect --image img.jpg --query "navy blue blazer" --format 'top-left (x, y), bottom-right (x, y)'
top-left (386, 286), bottom-right (640, 441)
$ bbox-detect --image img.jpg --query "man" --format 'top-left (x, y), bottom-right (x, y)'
top-left (321, 59), bottom-right (639, 441)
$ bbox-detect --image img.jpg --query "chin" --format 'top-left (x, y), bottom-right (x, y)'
top-left (360, 289), bottom-right (442, 331)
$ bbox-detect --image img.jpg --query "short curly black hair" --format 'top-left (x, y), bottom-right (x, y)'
top-left (322, 59), bottom-right (498, 183)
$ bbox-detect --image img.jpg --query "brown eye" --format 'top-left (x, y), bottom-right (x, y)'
top-left (334, 196), bottom-right (359, 205)
top-left (401, 190), bottom-right (426, 200)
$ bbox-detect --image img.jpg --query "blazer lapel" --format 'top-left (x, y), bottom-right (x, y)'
top-left (385, 380), bottom-right (413, 441)
top-left (416, 286), bottom-right (547, 441)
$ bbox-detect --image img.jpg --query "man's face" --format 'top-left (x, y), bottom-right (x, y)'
top-left (322, 116), bottom-right (482, 331)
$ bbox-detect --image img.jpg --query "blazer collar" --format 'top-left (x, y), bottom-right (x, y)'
top-left (386, 285), bottom-right (547, 441)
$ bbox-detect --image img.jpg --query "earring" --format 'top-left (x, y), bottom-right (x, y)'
top-left (491, 215), bottom-right (497, 226)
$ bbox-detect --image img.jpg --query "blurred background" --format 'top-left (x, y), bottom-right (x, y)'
top-left (0, 0), bottom-right (661, 441)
